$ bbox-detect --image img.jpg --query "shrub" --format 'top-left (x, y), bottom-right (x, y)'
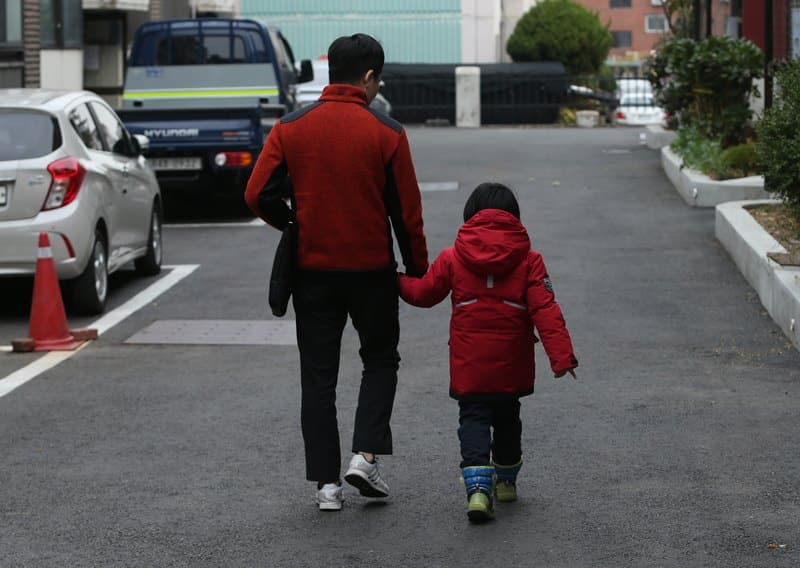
top-left (719, 143), bottom-right (760, 179)
top-left (672, 127), bottom-right (760, 180)
top-left (757, 59), bottom-right (800, 214)
top-left (671, 125), bottom-right (726, 179)
top-left (559, 108), bottom-right (577, 125)
top-left (648, 36), bottom-right (763, 146)
top-left (506, 0), bottom-right (612, 75)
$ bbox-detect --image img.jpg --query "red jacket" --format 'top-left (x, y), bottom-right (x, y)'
top-left (398, 209), bottom-right (577, 400)
top-left (245, 84), bottom-right (428, 276)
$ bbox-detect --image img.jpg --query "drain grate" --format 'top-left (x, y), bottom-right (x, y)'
top-left (125, 320), bottom-right (296, 346)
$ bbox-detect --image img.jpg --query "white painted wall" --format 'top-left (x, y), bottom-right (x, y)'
top-left (461, 0), bottom-right (500, 63)
top-left (40, 50), bottom-right (84, 91)
top-left (461, 0), bottom-right (538, 63)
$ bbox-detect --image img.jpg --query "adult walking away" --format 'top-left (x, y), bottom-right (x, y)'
top-left (244, 34), bottom-right (429, 511)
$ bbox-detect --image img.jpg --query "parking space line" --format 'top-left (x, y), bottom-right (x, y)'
top-left (162, 182), bottom-right (456, 229)
top-left (90, 264), bottom-right (199, 335)
top-left (420, 181), bottom-right (459, 192)
top-left (164, 221), bottom-right (261, 229)
top-left (0, 264), bottom-right (199, 399)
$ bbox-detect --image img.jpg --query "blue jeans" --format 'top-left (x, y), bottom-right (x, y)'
top-left (458, 399), bottom-right (522, 468)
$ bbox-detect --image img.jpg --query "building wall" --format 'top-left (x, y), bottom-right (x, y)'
top-left (40, 49), bottom-right (83, 89)
top-left (0, 0), bottom-right (24, 87)
top-left (240, 0), bottom-right (462, 63)
top-left (742, 0), bottom-right (789, 59)
top-left (576, 0), bottom-right (732, 57)
top-left (23, 0), bottom-right (40, 87)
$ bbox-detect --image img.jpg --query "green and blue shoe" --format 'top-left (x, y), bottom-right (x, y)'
top-left (462, 466), bottom-right (495, 523)
top-left (493, 459), bottom-right (522, 503)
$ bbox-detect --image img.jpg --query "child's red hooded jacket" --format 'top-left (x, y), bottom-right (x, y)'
top-left (398, 209), bottom-right (577, 400)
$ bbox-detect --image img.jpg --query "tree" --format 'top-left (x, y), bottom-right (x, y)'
top-left (506, 0), bottom-right (612, 75)
top-left (659, 0), bottom-right (694, 38)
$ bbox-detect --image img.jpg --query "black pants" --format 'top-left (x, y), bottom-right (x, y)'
top-left (292, 270), bottom-right (400, 482)
top-left (458, 399), bottom-right (522, 468)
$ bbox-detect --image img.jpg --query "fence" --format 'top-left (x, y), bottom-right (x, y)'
top-left (380, 64), bottom-right (660, 125)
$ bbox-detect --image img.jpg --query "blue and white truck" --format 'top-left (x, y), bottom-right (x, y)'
top-left (118, 18), bottom-right (312, 196)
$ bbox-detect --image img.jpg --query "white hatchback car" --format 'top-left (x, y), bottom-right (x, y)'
top-left (0, 90), bottom-right (162, 314)
top-left (295, 59), bottom-right (393, 116)
top-left (614, 93), bottom-right (666, 126)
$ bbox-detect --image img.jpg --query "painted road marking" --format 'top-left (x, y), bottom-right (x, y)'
top-left (163, 183), bottom-right (458, 229)
top-left (0, 264), bottom-right (199, 399)
top-left (420, 181), bottom-right (459, 192)
top-left (164, 219), bottom-right (264, 229)
top-left (126, 319), bottom-right (296, 346)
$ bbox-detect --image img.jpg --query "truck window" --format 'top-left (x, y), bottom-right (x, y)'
top-left (131, 27), bottom-right (270, 66)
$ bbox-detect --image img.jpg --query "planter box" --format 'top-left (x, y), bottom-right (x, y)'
top-left (661, 146), bottom-right (770, 207)
top-left (576, 110), bottom-right (599, 128)
top-left (645, 124), bottom-right (677, 150)
top-left (716, 200), bottom-right (800, 351)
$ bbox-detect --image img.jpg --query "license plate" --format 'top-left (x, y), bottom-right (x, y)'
top-left (150, 157), bottom-right (202, 171)
top-left (0, 184), bottom-right (7, 206)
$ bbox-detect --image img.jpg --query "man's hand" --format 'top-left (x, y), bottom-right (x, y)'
top-left (554, 369), bottom-right (577, 380)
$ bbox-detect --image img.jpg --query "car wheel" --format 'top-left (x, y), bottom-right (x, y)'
top-left (134, 204), bottom-right (163, 276)
top-left (69, 229), bottom-right (108, 315)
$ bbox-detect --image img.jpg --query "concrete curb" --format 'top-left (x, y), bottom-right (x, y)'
top-left (715, 200), bottom-right (800, 350)
top-left (645, 124), bottom-right (677, 150)
top-left (661, 146), bottom-right (770, 207)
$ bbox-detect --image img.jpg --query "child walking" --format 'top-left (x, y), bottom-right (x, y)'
top-left (398, 183), bottom-right (578, 523)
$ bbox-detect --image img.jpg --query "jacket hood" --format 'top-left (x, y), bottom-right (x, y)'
top-left (454, 209), bottom-right (530, 276)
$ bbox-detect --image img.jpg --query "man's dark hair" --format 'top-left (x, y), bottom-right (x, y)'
top-left (463, 182), bottom-right (521, 222)
top-left (327, 33), bottom-right (384, 84)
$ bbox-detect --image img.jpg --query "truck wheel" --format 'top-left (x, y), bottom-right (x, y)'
top-left (69, 229), bottom-right (108, 315)
top-left (135, 204), bottom-right (163, 276)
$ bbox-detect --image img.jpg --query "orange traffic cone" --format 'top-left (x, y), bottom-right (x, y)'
top-left (11, 232), bottom-right (97, 352)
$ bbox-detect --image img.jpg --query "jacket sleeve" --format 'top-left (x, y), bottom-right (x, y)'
top-left (384, 129), bottom-right (429, 277)
top-left (398, 250), bottom-right (452, 308)
top-left (525, 252), bottom-right (578, 374)
top-left (244, 121), bottom-right (292, 229)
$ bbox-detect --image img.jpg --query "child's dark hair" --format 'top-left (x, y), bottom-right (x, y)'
top-left (328, 34), bottom-right (384, 84)
top-left (463, 183), bottom-right (520, 222)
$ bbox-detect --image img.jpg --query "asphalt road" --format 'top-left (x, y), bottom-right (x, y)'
top-left (1, 127), bottom-right (798, 567)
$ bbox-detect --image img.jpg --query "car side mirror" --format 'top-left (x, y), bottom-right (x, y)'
top-left (297, 59), bottom-right (313, 84)
top-left (132, 134), bottom-right (150, 154)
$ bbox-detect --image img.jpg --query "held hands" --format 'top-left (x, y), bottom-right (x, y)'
top-left (554, 368), bottom-right (577, 380)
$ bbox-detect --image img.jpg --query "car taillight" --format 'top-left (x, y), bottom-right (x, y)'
top-left (43, 158), bottom-right (86, 211)
top-left (214, 151), bottom-right (253, 167)
top-left (615, 111), bottom-right (626, 120)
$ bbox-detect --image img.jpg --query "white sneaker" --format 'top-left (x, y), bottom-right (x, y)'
top-left (344, 454), bottom-right (390, 498)
top-left (317, 483), bottom-right (343, 511)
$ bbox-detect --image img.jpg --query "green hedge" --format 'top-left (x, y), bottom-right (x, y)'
top-left (506, 0), bottom-right (612, 75)
top-left (757, 59), bottom-right (800, 214)
top-left (649, 36), bottom-right (762, 146)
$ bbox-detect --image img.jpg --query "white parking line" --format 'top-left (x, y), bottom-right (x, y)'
top-left (165, 219), bottom-right (263, 229)
top-left (420, 181), bottom-right (459, 192)
top-left (163, 183), bottom-right (458, 230)
top-left (0, 264), bottom-right (199, 399)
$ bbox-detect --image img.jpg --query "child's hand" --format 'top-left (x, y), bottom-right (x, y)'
top-left (554, 369), bottom-right (577, 380)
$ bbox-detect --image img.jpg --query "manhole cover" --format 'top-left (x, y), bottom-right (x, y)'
top-left (125, 320), bottom-right (296, 346)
